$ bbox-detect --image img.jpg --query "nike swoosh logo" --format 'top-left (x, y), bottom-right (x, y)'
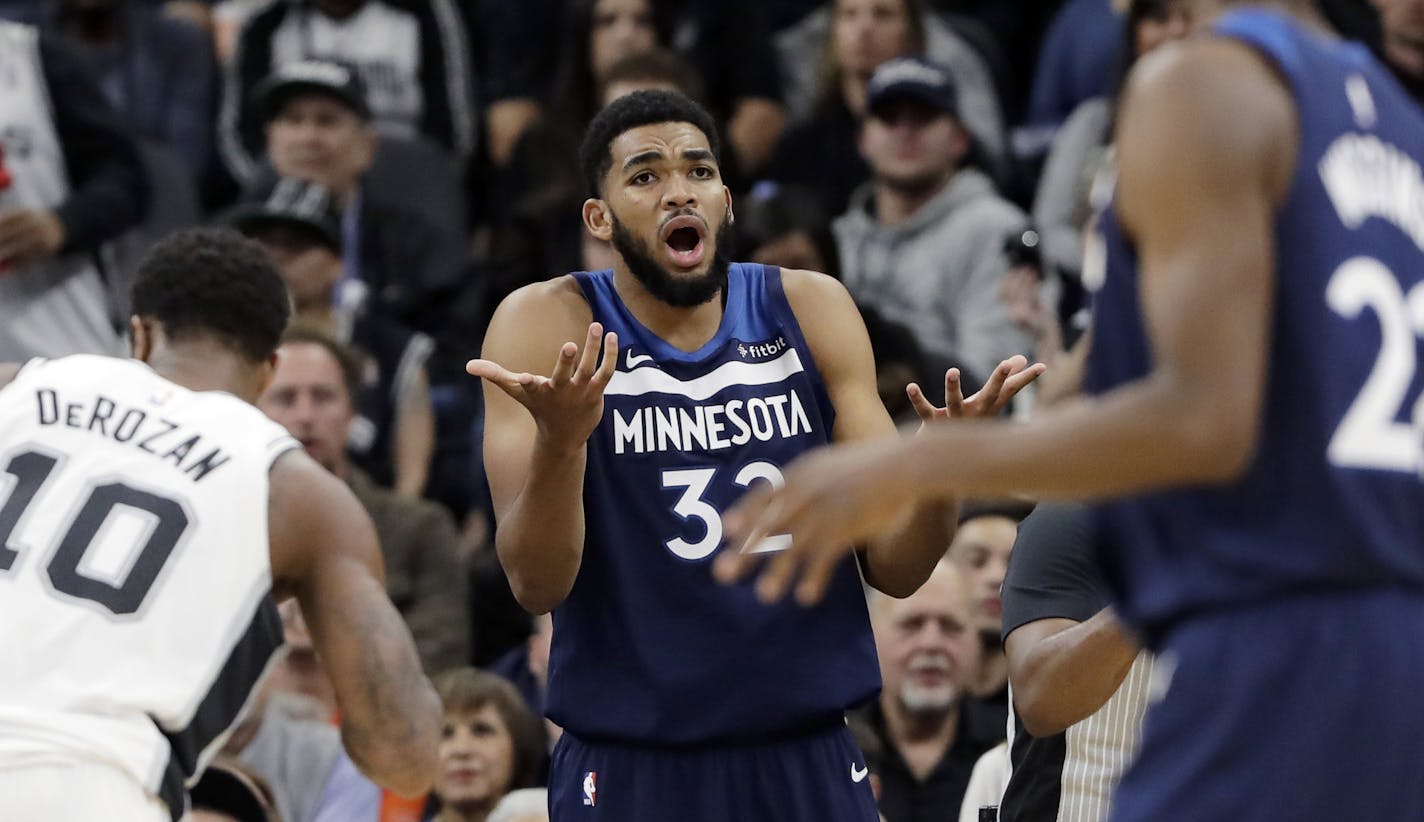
top-left (851, 763), bottom-right (869, 783)
top-left (626, 350), bottom-right (655, 369)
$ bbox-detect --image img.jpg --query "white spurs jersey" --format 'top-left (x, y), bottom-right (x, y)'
top-left (0, 355), bottom-right (298, 819)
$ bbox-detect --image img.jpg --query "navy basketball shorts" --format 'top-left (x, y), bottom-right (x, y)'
top-left (1110, 588), bottom-right (1424, 822)
top-left (548, 721), bottom-right (879, 821)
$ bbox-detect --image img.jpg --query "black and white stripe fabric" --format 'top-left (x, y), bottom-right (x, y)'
top-left (1002, 653), bottom-right (1154, 821)
top-left (998, 503), bottom-right (1154, 821)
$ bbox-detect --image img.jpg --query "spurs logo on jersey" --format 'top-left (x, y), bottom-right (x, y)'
top-left (0, 355), bottom-right (298, 820)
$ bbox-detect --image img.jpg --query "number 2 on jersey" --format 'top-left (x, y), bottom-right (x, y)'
top-left (1326, 257), bottom-right (1424, 473)
top-left (662, 461), bottom-right (790, 560)
top-left (0, 449), bottom-right (190, 616)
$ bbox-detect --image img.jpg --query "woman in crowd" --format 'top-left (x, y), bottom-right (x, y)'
top-left (427, 668), bottom-right (545, 822)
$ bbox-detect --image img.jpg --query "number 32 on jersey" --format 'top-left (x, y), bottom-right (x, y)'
top-left (661, 461), bottom-right (789, 561)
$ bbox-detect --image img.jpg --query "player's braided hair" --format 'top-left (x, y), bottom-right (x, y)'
top-left (579, 89), bottom-right (721, 198)
top-left (131, 227), bottom-right (291, 363)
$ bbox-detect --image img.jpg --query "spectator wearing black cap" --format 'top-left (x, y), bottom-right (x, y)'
top-left (237, 59), bottom-right (468, 336)
top-left (0, 20), bottom-right (149, 361)
top-left (229, 175), bottom-right (436, 497)
top-left (219, 0), bottom-right (475, 180)
top-left (834, 56), bottom-right (1035, 384)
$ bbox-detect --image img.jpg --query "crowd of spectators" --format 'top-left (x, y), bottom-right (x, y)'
top-left (1, 0), bottom-right (1418, 818)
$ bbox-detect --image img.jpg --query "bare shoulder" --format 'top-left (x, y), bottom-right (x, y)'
top-left (1117, 37), bottom-right (1297, 208)
top-left (777, 268), bottom-right (873, 382)
top-left (778, 268), bottom-right (862, 341)
top-left (482, 275), bottom-right (596, 370)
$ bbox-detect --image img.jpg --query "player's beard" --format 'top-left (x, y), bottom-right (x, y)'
top-left (610, 213), bottom-right (732, 309)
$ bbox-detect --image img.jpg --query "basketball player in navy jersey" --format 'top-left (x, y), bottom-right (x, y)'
top-left (466, 90), bottom-right (1040, 820)
top-left (724, 2), bottom-right (1424, 819)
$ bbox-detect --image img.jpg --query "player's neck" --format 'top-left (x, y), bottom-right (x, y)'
top-left (145, 343), bottom-right (263, 404)
top-left (610, 264), bottom-right (726, 353)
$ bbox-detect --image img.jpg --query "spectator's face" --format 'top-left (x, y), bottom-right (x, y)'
top-left (1375, 0), bottom-right (1424, 76)
top-left (266, 95), bottom-right (375, 201)
top-left (437, 703), bottom-right (518, 809)
top-left (860, 100), bottom-right (967, 193)
top-left (833, 0), bottom-right (912, 79)
top-left (1133, 0), bottom-right (1193, 58)
top-left (258, 343), bottom-right (354, 474)
top-left (588, 121), bottom-right (734, 308)
top-left (947, 515), bottom-right (1017, 636)
top-left (590, 0), bottom-right (658, 79)
top-left (872, 564), bottom-right (979, 717)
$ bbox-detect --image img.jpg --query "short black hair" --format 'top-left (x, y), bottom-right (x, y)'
top-left (579, 89), bottom-right (721, 197)
top-left (131, 227), bottom-right (291, 363)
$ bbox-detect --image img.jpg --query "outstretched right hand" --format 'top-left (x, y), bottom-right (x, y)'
top-left (466, 322), bottom-right (619, 452)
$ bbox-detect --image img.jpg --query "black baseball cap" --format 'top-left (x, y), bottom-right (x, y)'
top-left (227, 177), bottom-right (343, 253)
top-left (865, 57), bottom-right (960, 120)
top-left (254, 59), bottom-right (370, 122)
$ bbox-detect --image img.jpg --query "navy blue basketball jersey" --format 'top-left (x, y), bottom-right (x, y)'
top-left (1083, 9), bottom-right (1424, 642)
top-left (546, 263), bottom-right (880, 745)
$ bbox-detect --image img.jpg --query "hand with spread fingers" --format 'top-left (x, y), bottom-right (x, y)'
top-left (714, 355), bottom-right (1045, 606)
top-left (466, 322), bottom-right (619, 452)
top-left (906, 355), bottom-right (1046, 428)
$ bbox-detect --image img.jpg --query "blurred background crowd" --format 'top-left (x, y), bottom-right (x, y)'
top-left (0, 0), bottom-right (1418, 819)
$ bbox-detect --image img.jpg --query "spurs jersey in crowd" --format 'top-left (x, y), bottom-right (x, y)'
top-left (548, 264), bottom-right (879, 744)
top-left (0, 355), bottom-right (297, 819)
top-left (1084, 9), bottom-right (1424, 643)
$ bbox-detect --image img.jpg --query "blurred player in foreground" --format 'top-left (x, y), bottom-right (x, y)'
top-left (722, 2), bottom-right (1424, 819)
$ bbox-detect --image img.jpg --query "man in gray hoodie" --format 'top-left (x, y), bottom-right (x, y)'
top-left (834, 57), bottom-right (1035, 383)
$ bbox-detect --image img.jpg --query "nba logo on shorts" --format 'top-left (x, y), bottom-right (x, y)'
top-left (582, 771), bottom-right (597, 806)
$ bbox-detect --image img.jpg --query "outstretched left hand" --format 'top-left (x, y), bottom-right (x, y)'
top-left (907, 355), bottom-right (1046, 428)
top-left (714, 355), bottom-right (1045, 606)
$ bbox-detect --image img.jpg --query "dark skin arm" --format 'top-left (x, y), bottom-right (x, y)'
top-left (1005, 609), bottom-right (1139, 738)
top-left (722, 38), bottom-right (1297, 594)
top-left (268, 450), bottom-right (443, 797)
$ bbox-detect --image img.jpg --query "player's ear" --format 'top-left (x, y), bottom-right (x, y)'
top-left (583, 198), bottom-right (614, 242)
top-left (256, 351), bottom-right (279, 399)
top-left (129, 316), bottom-right (151, 362)
top-left (724, 187), bottom-right (735, 226)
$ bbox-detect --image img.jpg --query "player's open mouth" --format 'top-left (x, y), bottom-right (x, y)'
top-left (660, 215), bottom-right (707, 269)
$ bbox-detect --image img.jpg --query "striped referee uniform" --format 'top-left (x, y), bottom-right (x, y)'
top-left (998, 504), bottom-right (1155, 822)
